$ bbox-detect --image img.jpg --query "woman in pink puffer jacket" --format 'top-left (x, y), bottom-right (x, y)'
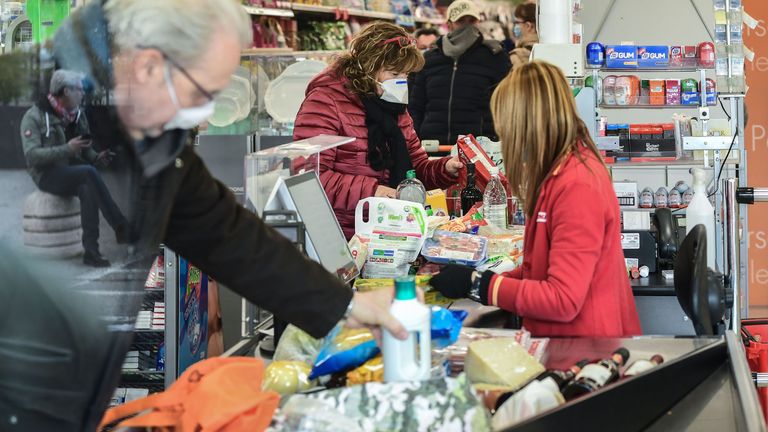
top-left (294, 22), bottom-right (462, 239)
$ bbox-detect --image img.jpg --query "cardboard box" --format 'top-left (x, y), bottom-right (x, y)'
top-left (637, 46), bottom-right (669, 68)
top-left (605, 45), bottom-right (638, 68)
top-left (456, 135), bottom-right (511, 194)
top-left (629, 138), bottom-right (677, 158)
top-left (681, 92), bottom-right (700, 106)
top-left (425, 189), bottom-right (448, 217)
top-left (613, 182), bottom-right (638, 208)
top-left (649, 79), bottom-right (665, 105)
top-left (683, 46), bottom-right (698, 67)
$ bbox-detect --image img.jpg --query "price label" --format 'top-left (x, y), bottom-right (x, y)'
top-left (621, 233), bottom-right (640, 250)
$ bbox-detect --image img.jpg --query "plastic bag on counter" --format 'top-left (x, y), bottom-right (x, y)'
top-left (309, 326), bottom-right (379, 380)
top-left (271, 397), bottom-right (364, 432)
top-left (277, 374), bottom-right (491, 431)
top-left (274, 324), bottom-right (324, 365)
top-left (431, 306), bottom-right (467, 348)
top-left (422, 230), bottom-right (488, 266)
top-left (263, 361), bottom-right (315, 396)
top-left (491, 377), bottom-right (565, 431)
top-left (355, 198), bottom-right (428, 279)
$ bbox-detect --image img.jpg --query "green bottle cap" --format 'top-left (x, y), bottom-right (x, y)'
top-left (394, 276), bottom-right (417, 300)
top-left (406, 170), bottom-right (416, 179)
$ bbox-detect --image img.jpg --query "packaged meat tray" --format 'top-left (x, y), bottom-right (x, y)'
top-left (421, 230), bottom-right (488, 266)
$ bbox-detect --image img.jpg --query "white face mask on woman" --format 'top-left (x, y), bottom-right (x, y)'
top-left (377, 78), bottom-right (409, 104)
top-left (162, 64), bottom-right (215, 131)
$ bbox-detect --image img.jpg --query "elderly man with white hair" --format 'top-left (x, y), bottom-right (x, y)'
top-left (14, 0), bottom-right (412, 424)
top-left (20, 69), bottom-right (128, 267)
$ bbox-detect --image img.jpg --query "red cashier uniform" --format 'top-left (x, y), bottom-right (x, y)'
top-left (485, 146), bottom-right (642, 337)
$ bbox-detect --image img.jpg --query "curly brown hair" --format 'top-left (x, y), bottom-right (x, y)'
top-left (332, 21), bottom-right (425, 96)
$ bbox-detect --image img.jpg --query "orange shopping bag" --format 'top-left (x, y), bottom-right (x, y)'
top-left (99, 357), bottom-right (279, 432)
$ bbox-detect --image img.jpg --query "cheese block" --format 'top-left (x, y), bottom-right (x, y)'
top-left (465, 338), bottom-right (545, 391)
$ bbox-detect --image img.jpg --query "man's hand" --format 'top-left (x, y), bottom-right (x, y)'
top-left (345, 289), bottom-right (408, 343)
top-left (67, 136), bottom-right (91, 153)
top-left (445, 155), bottom-right (464, 177)
top-left (375, 185), bottom-right (397, 198)
top-left (95, 150), bottom-right (115, 167)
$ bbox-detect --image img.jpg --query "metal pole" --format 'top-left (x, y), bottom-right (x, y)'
top-left (724, 178), bottom-right (740, 331)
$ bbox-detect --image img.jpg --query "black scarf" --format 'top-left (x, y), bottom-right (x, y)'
top-left (361, 96), bottom-right (413, 187)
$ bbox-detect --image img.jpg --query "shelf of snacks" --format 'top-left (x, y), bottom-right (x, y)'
top-left (595, 68), bottom-right (714, 73)
top-left (599, 104), bottom-right (704, 109)
top-left (290, 2), bottom-right (397, 19)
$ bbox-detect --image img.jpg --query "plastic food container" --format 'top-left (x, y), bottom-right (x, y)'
top-left (422, 230), bottom-right (488, 266)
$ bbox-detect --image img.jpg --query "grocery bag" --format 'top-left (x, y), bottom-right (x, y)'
top-left (354, 198), bottom-right (427, 279)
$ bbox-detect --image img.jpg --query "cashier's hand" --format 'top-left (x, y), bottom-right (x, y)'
top-left (346, 289), bottom-right (423, 343)
top-left (445, 156), bottom-right (464, 177)
top-left (431, 265), bottom-right (475, 299)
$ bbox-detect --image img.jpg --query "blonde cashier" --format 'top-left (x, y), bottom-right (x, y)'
top-left (431, 62), bottom-right (642, 338)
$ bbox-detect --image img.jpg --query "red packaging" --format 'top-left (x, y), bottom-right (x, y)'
top-left (683, 46), bottom-right (698, 68)
top-left (669, 46), bottom-right (683, 67)
top-left (665, 79), bottom-right (681, 105)
top-left (456, 135), bottom-right (511, 194)
top-left (698, 42), bottom-right (715, 68)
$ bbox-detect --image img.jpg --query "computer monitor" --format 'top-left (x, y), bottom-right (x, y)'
top-left (265, 172), bottom-right (358, 284)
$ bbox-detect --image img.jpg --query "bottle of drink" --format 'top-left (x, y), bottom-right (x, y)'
top-left (624, 354), bottom-right (664, 377)
top-left (483, 167), bottom-right (508, 228)
top-left (382, 276), bottom-right (431, 382)
top-left (396, 170), bottom-right (426, 204)
top-left (494, 359), bottom-right (589, 411)
top-left (562, 348), bottom-right (630, 400)
top-left (537, 359), bottom-right (590, 390)
top-left (460, 163), bottom-right (483, 215)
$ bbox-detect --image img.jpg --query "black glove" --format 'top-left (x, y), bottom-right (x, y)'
top-left (430, 265), bottom-right (475, 299)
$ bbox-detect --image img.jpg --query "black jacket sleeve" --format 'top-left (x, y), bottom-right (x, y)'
top-left (409, 68), bottom-right (427, 135)
top-left (491, 51), bottom-right (512, 86)
top-left (163, 150), bottom-right (352, 339)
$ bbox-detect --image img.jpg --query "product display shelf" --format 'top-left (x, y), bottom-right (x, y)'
top-left (241, 2), bottom-right (442, 25)
top-left (595, 67), bottom-right (715, 73)
top-left (599, 104), bottom-right (704, 109)
top-left (609, 159), bottom-right (738, 168)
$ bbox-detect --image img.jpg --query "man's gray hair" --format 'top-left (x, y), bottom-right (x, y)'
top-left (50, 69), bottom-right (84, 95)
top-left (103, 0), bottom-right (253, 67)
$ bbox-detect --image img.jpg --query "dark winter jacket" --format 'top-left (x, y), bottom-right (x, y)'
top-left (409, 32), bottom-right (511, 145)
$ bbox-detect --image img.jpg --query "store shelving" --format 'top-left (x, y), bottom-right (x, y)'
top-left (599, 104), bottom-right (704, 109)
top-left (241, 2), bottom-right (442, 24)
top-left (595, 67), bottom-right (715, 73)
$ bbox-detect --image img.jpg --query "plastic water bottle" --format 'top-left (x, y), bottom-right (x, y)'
top-left (382, 276), bottom-right (431, 382)
top-left (396, 170), bottom-right (426, 204)
top-left (483, 167), bottom-right (508, 228)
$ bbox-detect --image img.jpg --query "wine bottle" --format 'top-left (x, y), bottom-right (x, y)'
top-left (562, 348), bottom-right (630, 401)
top-left (624, 354), bottom-right (664, 377)
top-left (461, 163), bottom-right (483, 216)
top-left (494, 359), bottom-right (589, 411)
top-left (537, 359), bottom-right (590, 390)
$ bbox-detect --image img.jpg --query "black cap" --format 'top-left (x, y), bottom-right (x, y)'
top-left (467, 162), bottom-right (475, 173)
top-left (613, 347), bottom-right (630, 365)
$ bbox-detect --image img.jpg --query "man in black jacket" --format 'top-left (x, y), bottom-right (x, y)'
top-left (409, 0), bottom-right (511, 145)
top-left (0, 1), bottom-right (409, 428)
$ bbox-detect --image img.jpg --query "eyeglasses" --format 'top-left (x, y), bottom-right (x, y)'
top-left (378, 36), bottom-right (416, 48)
top-left (139, 46), bottom-right (217, 102)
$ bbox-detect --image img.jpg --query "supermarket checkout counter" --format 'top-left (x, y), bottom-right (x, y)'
top-left (452, 300), bottom-right (764, 432)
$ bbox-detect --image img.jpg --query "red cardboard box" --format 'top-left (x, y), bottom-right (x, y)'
top-left (456, 134), bottom-right (511, 195)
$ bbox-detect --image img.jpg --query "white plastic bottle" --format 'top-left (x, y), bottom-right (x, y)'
top-left (686, 167), bottom-right (716, 269)
top-left (483, 167), bottom-right (508, 228)
top-left (382, 276), bottom-right (431, 382)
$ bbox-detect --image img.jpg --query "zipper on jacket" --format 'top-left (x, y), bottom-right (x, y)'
top-left (446, 60), bottom-right (458, 145)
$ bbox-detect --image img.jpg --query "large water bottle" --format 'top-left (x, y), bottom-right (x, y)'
top-left (382, 276), bottom-right (431, 382)
top-left (396, 170), bottom-right (426, 204)
top-left (483, 167), bottom-right (508, 228)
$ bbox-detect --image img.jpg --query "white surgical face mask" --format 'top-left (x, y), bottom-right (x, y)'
top-left (378, 78), bottom-right (409, 104)
top-left (163, 64), bottom-right (215, 131)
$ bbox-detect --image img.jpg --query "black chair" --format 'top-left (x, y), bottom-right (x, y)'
top-left (674, 224), bottom-right (733, 336)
